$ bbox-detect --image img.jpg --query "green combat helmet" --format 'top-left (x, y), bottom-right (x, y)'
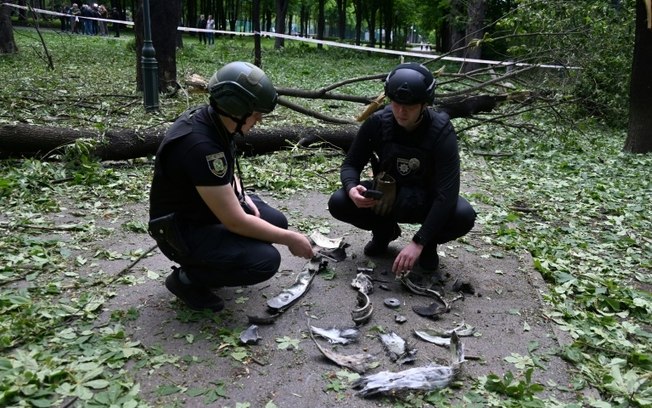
top-left (384, 62), bottom-right (436, 105)
top-left (208, 61), bottom-right (278, 121)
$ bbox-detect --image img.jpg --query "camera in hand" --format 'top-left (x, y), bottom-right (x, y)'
top-left (362, 189), bottom-right (384, 199)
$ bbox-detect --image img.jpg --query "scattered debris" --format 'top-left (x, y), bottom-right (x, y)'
top-left (379, 332), bottom-right (417, 365)
top-left (353, 332), bottom-right (465, 397)
top-left (240, 325), bottom-right (261, 345)
top-left (395, 314), bottom-right (407, 324)
top-left (310, 326), bottom-right (360, 345)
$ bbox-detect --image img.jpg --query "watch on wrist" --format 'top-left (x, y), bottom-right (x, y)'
top-left (412, 233), bottom-right (426, 246)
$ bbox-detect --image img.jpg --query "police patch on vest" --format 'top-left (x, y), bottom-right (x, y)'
top-left (206, 152), bottom-right (228, 178)
top-left (396, 158), bottom-right (420, 176)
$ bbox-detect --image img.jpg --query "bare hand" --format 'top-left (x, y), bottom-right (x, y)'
top-left (244, 195), bottom-right (260, 217)
top-left (288, 232), bottom-right (315, 259)
top-left (392, 242), bottom-right (423, 277)
top-left (349, 185), bottom-right (378, 209)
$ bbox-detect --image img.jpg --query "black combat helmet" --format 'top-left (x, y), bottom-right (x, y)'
top-left (208, 61), bottom-right (278, 120)
top-left (384, 62), bottom-right (436, 105)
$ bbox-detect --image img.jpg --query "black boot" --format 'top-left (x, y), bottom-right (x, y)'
top-left (364, 224), bottom-right (401, 256)
top-left (418, 244), bottom-right (440, 271)
top-left (165, 266), bottom-right (224, 312)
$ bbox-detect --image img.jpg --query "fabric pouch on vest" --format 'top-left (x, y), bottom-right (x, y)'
top-left (148, 213), bottom-right (191, 260)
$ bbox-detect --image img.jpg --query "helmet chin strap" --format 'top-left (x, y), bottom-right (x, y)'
top-left (210, 102), bottom-right (249, 135)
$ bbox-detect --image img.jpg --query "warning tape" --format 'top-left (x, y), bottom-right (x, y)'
top-left (3, 2), bottom-right (576, 70)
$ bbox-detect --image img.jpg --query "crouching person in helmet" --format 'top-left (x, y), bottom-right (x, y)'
top-left (328, 62), bottom-right (476, 277)
top-left (149, 61), bottom-right (314, 312)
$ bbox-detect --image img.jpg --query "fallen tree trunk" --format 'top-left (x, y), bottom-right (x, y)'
top-left (0, 122), bottom-right (359, 161)
top-left (0, 93), bottom-right (528, 160)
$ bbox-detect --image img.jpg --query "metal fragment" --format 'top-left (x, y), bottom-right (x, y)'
top-left (310, 232), bottom-right (349, 262)
top-left (401, 276), bottom-right (451, 311)
top-left (246, 314), bottom-right (279, 325)
top-left (351, 272), bottom-right (374, 295)
top-left (413, 330), bottom-right (451, 347)
top-left (395, 314), bottom-right (407, 324)
top-left (267, 257), bottom-right (327, 312)
top-left (351, 291), bottom-right (373, 325)
top-left (318, 244), bottom-right (349, 262)
top-left (384, 298), bottom-right (401, 308)
top-left (239, 325), bottom-right (261, 345)
top-left (412, 302), bottom-right (447, 318)
top-left (310, 326), bottom-right (360, 345)
top-left (310, 331), bottom-right (377, 374)
top-left (379, 332), bottom-right (417, 365)
top-left (414, 323), bottom-right (476, 347)
top-left (420, 322), bottom-right (476, 338)
top-left (354, 332), bottom-right (465, 397)
top-left (309, 232), bottom-right (343, 249)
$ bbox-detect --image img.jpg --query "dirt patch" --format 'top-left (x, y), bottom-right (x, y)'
top-left (97, 190), bottom-right (586, 406)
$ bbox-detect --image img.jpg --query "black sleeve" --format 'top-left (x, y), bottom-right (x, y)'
top-left (340, 115), bottom-right (381, 192)
top-left (415, 115), bottom-right (461, 244)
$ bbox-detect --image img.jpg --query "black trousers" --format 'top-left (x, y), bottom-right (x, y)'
top-left (156, 195), bottom-right (286, 288)
top-left (328, 181), bottom-right (476, 246)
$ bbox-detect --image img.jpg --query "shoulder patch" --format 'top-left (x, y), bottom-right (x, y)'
top-left (206, 152), bottom-right (228, 178)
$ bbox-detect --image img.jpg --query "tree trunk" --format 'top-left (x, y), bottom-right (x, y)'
top-left (135, 0), bottom-right (181, 93)
top-left (0, 93), bottom-right (512, 160)
top-left (253, 0), bottom-right (262, 67)
top-left (336, 0), bottom-right (346, 40)
top-left (317, 0), bottom-right (325, 48)
top-left (624, 0), bottom-right (652, 153)
top-left (445, 0), bottom-right (466, 56)
top-left (274, 0), bottom-right (289, 49)
top-left (353, 0), bottom-right (362, 45)
top-left (0, 123), bottom-right (359, 161)
top-left (0, 4), bottom-right (18, 54)
top-left (461, 0), bottom-right (486, 73)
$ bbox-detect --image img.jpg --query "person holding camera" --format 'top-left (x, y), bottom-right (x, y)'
top-left (327, 62), bottom-right (476, 277)
top-left (149, 61), bottom-right (314, 312)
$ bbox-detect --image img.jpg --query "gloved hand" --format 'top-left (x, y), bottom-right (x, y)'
top-left (372, 172), bottom-right (396, 216)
